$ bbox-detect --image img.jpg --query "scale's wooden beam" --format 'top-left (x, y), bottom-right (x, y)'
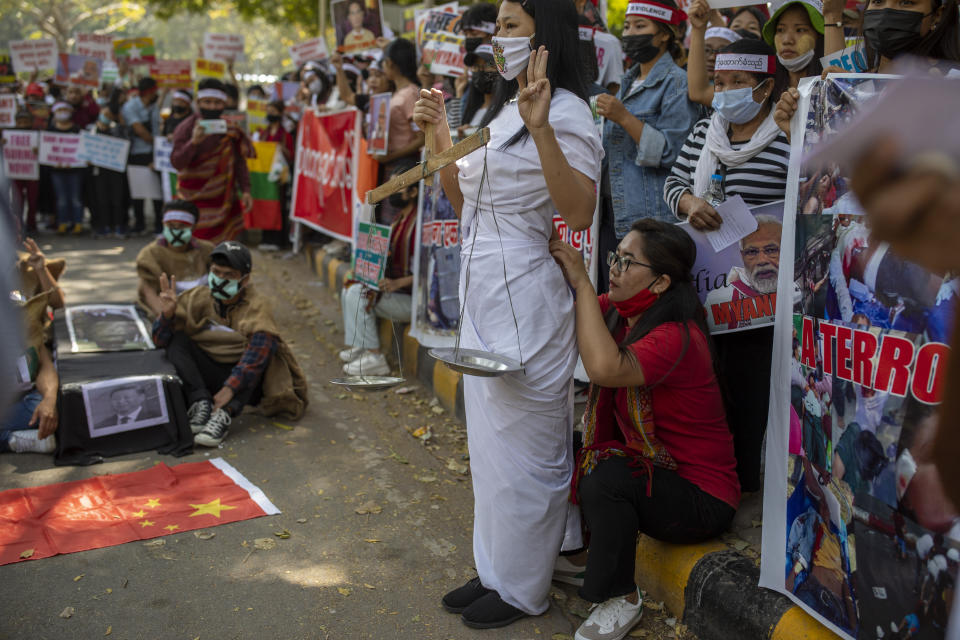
top-left (366, 127), bottom-right (491, 205)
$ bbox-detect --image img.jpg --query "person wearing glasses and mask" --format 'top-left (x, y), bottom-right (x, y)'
top-left (664, 39), bottom-right (789, 494)
top-left (549, 219), bottom-right (738, 640)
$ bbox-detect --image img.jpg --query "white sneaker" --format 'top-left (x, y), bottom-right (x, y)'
top-left (9, 430), bottom-right (56, 454)
top-left (194, 408), bottom-right (231, 447)
top-left (553, 555), bottom-right (587, 587)
top-left (574, 590), bottom-right (643, 640)
top-left (342, 352), bottom-right (390, 376)
top-left (339, 346), bottom-right (365, 363)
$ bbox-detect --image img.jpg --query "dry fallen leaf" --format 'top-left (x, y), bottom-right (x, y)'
top-left (355, 501), bottom-right (382, 515)
top-left (296, 518), bottom-right (308, 524)
top-left (74, 574), bottom-right (85, 582)
top-left (105, 626), bottom-right (112, 636)
top-left (274, 529), bottom-right (292, 539)
top-left (59, 607), bottom-right (75, 619)
top-left (337, 587), bottom-right (352, 596)
top-left (363, 583), bottom-right (376, 590)
top-left (628, 630), bottom-right (649, 637)
top-left (552, 634), bottom-right (574, 640)
top-left (364, 539), bottom-right (381, 543)
top-left (19, 549), bottom-right (34, 559)
top-left (253, 538), bottom-right (276, 551)
top-left (105, 588), bottom-right (112, 594)
top-left (194, 531), bottom-right (216, 540)
top-left (143, 539), bottom-right (165, 548)
top-left (272, 422), bottom-right (294, 431)
top-left (643, 600), bottom-right (664, 612)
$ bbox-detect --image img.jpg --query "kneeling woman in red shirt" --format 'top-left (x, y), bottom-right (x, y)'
top-left (550, 219), bottom-right (739, 640)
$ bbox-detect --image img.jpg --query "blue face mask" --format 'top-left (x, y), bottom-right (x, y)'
top-left (163, 225), bottom-right (192, 247)
top-left (208, 272), bottom-right (242, 300)
top-left (98, 113), bottom-right (112, 126)
top-left (711, 80), bottom-right (769, 124)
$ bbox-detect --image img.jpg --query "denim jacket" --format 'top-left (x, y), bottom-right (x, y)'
top-left (604, 54), bottom-right (698, 234)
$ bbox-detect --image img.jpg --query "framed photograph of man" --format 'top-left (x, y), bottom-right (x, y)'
top-left (333, 0), bottom-right (385, 54)
top-left (65, 304), bottom-right (154, 353)
top-left (81, 376), bottom-right (169, 438)
top-left (366, 92), bottom-right (390, 155)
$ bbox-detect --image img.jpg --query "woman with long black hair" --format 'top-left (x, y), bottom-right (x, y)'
top-left (413, 0), bottom-right (602, 629)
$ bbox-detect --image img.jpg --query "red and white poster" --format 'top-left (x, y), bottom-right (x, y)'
top-left (149, 60), bottom-right (192, 89)
top-left (0, 94), bottom-right (15, 128)
top-left (291, 108), bottom-right (360, 242)
top-left (2, 130), bottom-right (40, 180)
top-left (74, 34), bottom-right (115, 61)
top-left (9, 39), bottom-right (57, 74)
top-left (203, 33), bottom-right (245, 62)
top-left (289, 38), bottom-right (329, 67)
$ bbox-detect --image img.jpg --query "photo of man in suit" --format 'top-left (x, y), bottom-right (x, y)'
top-left (93, 383), bottom-right (163, 430)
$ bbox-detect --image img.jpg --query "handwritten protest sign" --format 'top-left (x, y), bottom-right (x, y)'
top-left (203, 33), bottom-right (245, 62)
top-left (75, 34), bottom-right (115, 61)
top-left (0, 94), bottom-right (15, 128)
top-left (55, 54), bottom-right (102, 88)
top-left (39, 132), bottom-right (85, 168)
top-left (354, 222), bottom-right (392, 289)
top-left (420, 10), bottom-right (465, 77)
top-left (79, 131), bottom-right (130, 172)
top-left (113, 37), bottom-right (156, 65)
top-left (149, 60), bottom-right (192, 89)
top-left (2, 130), bottom-right (39, 180)
top-left (9, 39), bottom-right (57, 74)
top-left (289, 38), bottom-right (329, 67)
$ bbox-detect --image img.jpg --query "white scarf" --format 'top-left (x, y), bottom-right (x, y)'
top-left (692, 109), bottom-right (781, 199)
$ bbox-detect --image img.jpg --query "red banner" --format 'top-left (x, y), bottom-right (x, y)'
top-left (291, 108), bottom-right (359, 242)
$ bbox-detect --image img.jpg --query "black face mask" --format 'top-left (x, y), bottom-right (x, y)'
top-left (172, 105), bottom-right (189, 116)
top-left (266, 113), bottom-right (282, 123)
top-left (622, 34), bottom-right (662, 64)
top-left (388, 192), bottom-right (410, 209)
top-left (464, 36), bottom-right (484, 53)
top-left (199, 108), bottom-right (224, 120)
top-left (863, 8), bottom-right (930, 59)
top-left (470, 70), bottom-right (498, 95)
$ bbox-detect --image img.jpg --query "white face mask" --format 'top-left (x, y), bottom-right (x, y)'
top-left (491, 35), bottom-right (535, 81)
top-left (777, 48), bottom-right (815, 72)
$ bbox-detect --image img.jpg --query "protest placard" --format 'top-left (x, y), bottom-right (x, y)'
top-left (9, 39), bottom-right (57, 74)
top-left (420, 10), bottom-right (465, 77)
top-left (55, 54), bottom-right (102, 88)
top-left (0, 52), bottom-right (14, 84)
top-left (247, 99), bottom-right (268, 135)
top-left (353, 222), bottom-right (392, 289)
top-left (366, 93), bottom-right (390, 155)
top-left (0, 94), bottom-right (15, 128)
top-left (113, 37), bottom-right (156, 65)
top-left (268, 81), bottom-right (300, 102)
top-left (195, 58), bottom-right (226, 92)
top-left (39, 132), bottom-right (85, 168)
top-left (153, 137), bottom-right (174, 173)
top-left (74, 34), bottom-right (114, 61)
top-left (101, 61), bottom-right (119, 85)
top-left (820, 42), bottom-right (868, 74)
top-left (149, 60), bottom-right (191, 89)
top-left (332, 0), bottom-right (386, 54)
top-left (127, 165), bottom-right (162, 200)
top-left (289, 38), bottom-right (329, 67)
top-left (79, 131), bottom-right (130, 172)
top-left (203, 33), bottom-right (246, 62)
top-left (2, 130), bottom-right (39, 180)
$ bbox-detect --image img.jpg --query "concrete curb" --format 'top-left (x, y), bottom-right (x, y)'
top-left (307, 244), bottom-right (835, 640)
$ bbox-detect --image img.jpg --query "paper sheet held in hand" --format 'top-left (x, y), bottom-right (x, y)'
top-left (706, 195), bottom-right (758, 253)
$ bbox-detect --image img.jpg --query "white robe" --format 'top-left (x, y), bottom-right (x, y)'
top-left (455, 89), bottom-right (603, 614)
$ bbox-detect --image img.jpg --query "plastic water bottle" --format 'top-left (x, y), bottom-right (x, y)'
top-left (703, 173), bottom-right (725, 207)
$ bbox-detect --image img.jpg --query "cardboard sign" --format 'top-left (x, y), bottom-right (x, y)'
top-left (0, 94), bottom-right (15, 128)
top-left (113, 37), bottom-right (156, 65)
top-left (366, 92), bottom-right (390, 155)
top-left (127, 165), bottom-right (162, 200)
top-left (203, 33), bottom-right (246, 62)
top-left (0, 51), bottom-right (14, 84)
top-left (74, 34), bottom-right (115, 61)
top-left (153, 137), bottom-right (174, 173)
top-left (149, 59), bottom-right (192, 89)
top-left (820, 42), bottom-right (869, 74)
top-left (195, 58), bottom-right (226, 93)
top-left (9, 39), bottom-right (57, 73)
top-left (269, 81), bottom-right (300, 102)
top-left (2, 130), bottom-right (39, 180)
top-left (101, 60), bottom-right (119, 85)
top-left (420, 10), bottom-right (464, 77)
top-left (55, 54), bottom-right (102, 87)
top-left (289, 38), bottom-right (329, 67)
top-left (247, 98), bottom-right (268, 135)
top-left (79, 131), bottom-right (130, 172)
top-left (354, 222), bottom-right (392, 289)
top-left (38, 132), bottom-right (85, 168)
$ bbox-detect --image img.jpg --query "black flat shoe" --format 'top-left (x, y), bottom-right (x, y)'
top-left (442, 577), bottom-right (492, 613)
top-left (461, 591), bottom-right (528, 629)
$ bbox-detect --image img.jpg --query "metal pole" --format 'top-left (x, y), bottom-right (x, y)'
top-left (319, 0), bottom-right (327, 43)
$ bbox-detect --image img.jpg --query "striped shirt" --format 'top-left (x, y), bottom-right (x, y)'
top-left (663, 118), bottom-right (790, 219)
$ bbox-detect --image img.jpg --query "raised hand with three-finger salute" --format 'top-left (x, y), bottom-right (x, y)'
top-left (517, 46), bottom-right (552, 132)
top-left (158, 272), bottom-right (178, 320)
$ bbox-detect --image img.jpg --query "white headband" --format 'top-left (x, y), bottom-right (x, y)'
top-left (714, 52), bottom-right (777, 74)
top-left (470, 21), bottom-right (496, 35)
top-left (705, 27), bottom-right (742, 43)
top-left (172, 90), bottom-right (192, 103)
top-left (197, 88), bottom-right (228, 102)
top-left (163, 210), bottom-right (197, 225)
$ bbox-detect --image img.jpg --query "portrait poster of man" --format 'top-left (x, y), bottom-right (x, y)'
top-left (680, 201), bottom-right (786, 335)
top-left (65, 304), bottom-right (154, 353)
top-left (367, 92), bottom-right (390, 156)
top-left (81, 376), bottom-right (169, 438)
top-left (333, 0), bottom-right (385, 54)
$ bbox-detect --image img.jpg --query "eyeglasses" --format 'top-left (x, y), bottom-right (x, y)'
top-left (607, 251), bottom-right (654, 273)
top-left (741, 244), bottom-right (780, 259)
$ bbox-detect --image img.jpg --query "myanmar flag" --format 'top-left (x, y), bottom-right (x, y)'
top-left (244, 141), bottom-right (283, 231)
top-left (0, 458), bottom-right (279, 565)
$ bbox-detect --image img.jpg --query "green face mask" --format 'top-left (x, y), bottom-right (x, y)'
top-left (163, 225), bottom-right (192, 247)
top-left (208, 272), bottom-right (242, 300)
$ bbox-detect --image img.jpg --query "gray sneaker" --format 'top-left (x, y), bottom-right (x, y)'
top-left (194, 408), bottom-right (231, 447)
top-left (574, 590), bottom-right (643, 640)
top-left (9, 430), bottom-right (56, 454)
top-left (187, 400), bottom-right (213, 434)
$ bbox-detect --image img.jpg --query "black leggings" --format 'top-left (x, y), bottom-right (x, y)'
top-left (165, 331), bottom-right (263, 416)
top-left (578, 457), bottom-right (735, 603)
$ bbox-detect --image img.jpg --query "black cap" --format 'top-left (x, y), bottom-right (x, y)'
top-left (464, 43), bottom-right (495, 68)
top-left (210, 241), bottom-right (252, 275)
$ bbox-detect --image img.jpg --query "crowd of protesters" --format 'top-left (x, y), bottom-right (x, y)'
top-left (3, 0), bottom-right (960, 637)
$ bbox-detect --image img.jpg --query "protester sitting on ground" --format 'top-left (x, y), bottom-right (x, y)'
top-left (549, 219), bottom-right (739, 640)
top-left (17, 238), bottom-right (65, 311)
top-left (171, 78), bottom-right (255, 243)
top-left (686, 0), bottom-right (743, 108)
top-left (48, 102), bottom-right (85, 236)
top-left (664, 38), bottom-right (789, 493)
top-left (152, 241), bottom-right (307, 447)
top-left (339, 161), bottom-right (419, 377)
top-left (136, 200), bottom-right (214, 318)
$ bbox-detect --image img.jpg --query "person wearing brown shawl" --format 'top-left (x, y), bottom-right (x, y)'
top-left (152, 241), bottom-right (307, 447)
top-left (170, 79), bottom-right (255, 244)
top-left (136, 200), bottom-right (214, 317)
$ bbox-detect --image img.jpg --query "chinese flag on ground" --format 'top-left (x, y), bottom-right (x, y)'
top-left (0, 459), bottom-right (279, 565)
top-left (243, 141), bottom-right (283, 231)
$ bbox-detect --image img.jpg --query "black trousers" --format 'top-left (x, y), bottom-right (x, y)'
top-left (578, 458), bottom-right (735, 603)
top-left (166, 332), bottom-right (263, 416)
top-left (129, 153), bottom-right (162, 233)
top-left (90, 167), bottom-right (128, 232)
top-left (714, 326), bottom-right (774, 492)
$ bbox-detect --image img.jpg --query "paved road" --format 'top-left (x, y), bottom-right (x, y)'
top-left (2, 234), bottom-right (680, 640)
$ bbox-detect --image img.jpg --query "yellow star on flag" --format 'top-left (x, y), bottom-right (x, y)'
top-left (132, 510), bottom-right (146, 518)
top-left (188, 498), bottom-right (237, 519)
top-left (144, 498), bottom-right (161, 508)
top-left (164, 524), bottom-right (180, 532)
top-left (139, 520), bottom-right (155, 527)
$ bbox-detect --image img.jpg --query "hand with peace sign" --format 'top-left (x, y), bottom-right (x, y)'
top-left (158, 272), bottom-right (178, 319)
top-left (518, 46), bottom-right (551, 133)
top-left (22, 237), bottom-right (47, 273)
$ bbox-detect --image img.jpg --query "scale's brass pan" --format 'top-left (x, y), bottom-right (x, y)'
top-left (330, 376), bottom-right (406, 392)
top-left (429, 348), bottom-right (523, 377)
